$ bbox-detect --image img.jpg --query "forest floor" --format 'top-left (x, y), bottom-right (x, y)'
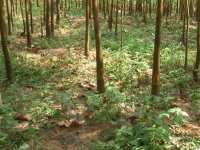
top-left (25, 44), bottom-right (105, 150)
top-left (0, 10), bottom-right (200, 150)
top-left (2, 15), bottom-right (117, 149)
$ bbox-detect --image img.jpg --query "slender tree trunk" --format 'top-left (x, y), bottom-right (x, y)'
top-left (15, 0), bottom-right (18, 14)
top-left (121, 3), bottom-right (123, 50)
top-left (182, 7), bottom-right (186, 44)
top-left (151, 0), bottom-right (163, 96)
top-left (193, 21), bottom-right (200, 82)
top-left (6, 0), bottom-right (12, 35)
top-left (10, 0), bottom-right (14, 25)
top-left (37, 0), bottom-right (39, 7)
top-left (123, 0), bottom-right (126, 15)
top-left (106, 0), bottom-right (109, 15)
top-left (46, 0), bottom-right (51, 37)
top-left (20, 0), bottom-right (26, 34)
top-left (64, 0), bottom-right (67, 17)
top-left (176, 0), bottom-right (179, 15)
top-left (103, 0), bottom-right (106, 19)
top-left (0, 0), bottom-right (13, 81)
top-left (0, 92), bottom-right (2, 106)
top-left (85, 0), bottom-right (90, 57)
top-left (43, 0), bottom-right (46, 22)
top-left (92, 0), bottom-right (105, 93)
top-left (149, 0), bottom-right (152, 18)
top-left (30, 0), bottom-right (34, 33)
top-left (115, 0), bottom-right (119, 36)
top-left (51, 0), bottom-right (55, 36)
top-left (108, 0), bottom-right (113, 31)
top-left (193, 0), bottom-right (200, 82)
top-left (165, 0), bottom-right (169, 26)
top-left (40, 3), bottom-right (44, 37)
top-left (184, 0), bottom-right (189, 69)
top-left (25, 0), bottom-right (32, 49)
top-left (143, 0), bottom-right (147, 24)
top-left (56, 0), bottom-right (60, 25)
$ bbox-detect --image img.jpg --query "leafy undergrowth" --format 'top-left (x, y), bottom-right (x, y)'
top-left (0, 9), bottom-right (200, 150)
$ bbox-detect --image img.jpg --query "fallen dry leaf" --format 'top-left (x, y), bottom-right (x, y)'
top-left (56, 119), bottom-right (81, 128)
top-left (69, 120), bottom-right (81, 128)
top-left (13, 113), bottom-right (33, 121)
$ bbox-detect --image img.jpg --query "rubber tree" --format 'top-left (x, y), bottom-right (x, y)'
top-left (184, 0), bottom-right (189, 70)
top-left (193, 0), bottom-right (200, 82)
top-left (25, 0), bottom-right (32, 49)
top-left (151, 0), bottom-right (163, 96)
top-left (56, 0), bottom-right (60, 25)
top-left (92, 0), bottom-right (105, 93)
top-left (51, 0), bottom-right (55, 36)
top-left (30, 0), bottom-right (34, 33)
top-left (108, 0), bottom-right (114, 31)
top-left (46, 0), bottom-right (51, 37)
top-left (6, 0), bottom-right (12, 35)
top-left (85, 0), bottom-right (90, 57)
top-left (20, 0), bottom-right (26, 34)
top-left (0, 0), bottom-right (13, 81)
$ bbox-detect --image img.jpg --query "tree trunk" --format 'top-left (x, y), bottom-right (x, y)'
top-left (184, 0), bottom-right (189, 70)
top-left (56, 0), bottom-right (60, 25)
top-left (43, 0), bottom-right (46, 22)
top-left (108, 0), bottom-right (113, 31)
top-left (92, 0), bottom-right (105, 93)
top-left (30, 0), bottom-right (34, 33)
top-left (37, 0), bottom-right (39, 7)
top-left (115, 0), bottom-right (119, 36)
top-left (20, 0), bottom-right (26, 34)
top-left (151, 0), bottom-right (163, 96)
top-left (193, 0), bottom-right (200, 82)
top-left (46, 0), bottom-right (51, 37)
top-left (0, 0), bottom-right (13, 81)
top-left (0, 92), bottom-right (2, 106)
top-left (25, 0), bottom-right (32, 49)
top-left (15, 0), bottom-right (18, 14)
top-left (6, 0), bottom-right (12, 35)
top-left (51, 0), bottom-right (55, 36)
top-left (121, 3), bottom-right (123, 50)
top-left (85, 0), bottom-right (90, 57)
top-left (103, 0), bottom-right (106, 19)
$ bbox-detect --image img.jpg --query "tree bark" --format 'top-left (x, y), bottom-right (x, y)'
top-left (6, 0), bottom-right (12, 35)
top-left (46, 0), bottom-right (51, 37)
top-left (151, 0), bottom-right (163, 96)
top-left (184, 0), bottom-right (189, 70)
top-left (85, 0), bottom-right (90, 57)
top-left (56, 0), bottom-right (60, 25)
top-left (51, 0), bottom-right (55, 36)
top-left (25, 0), bottom-right (32, 49)
top-left (193, 0), bottom-right (200, 82)
top-left (0, 92), bottom-right (2, 106)
top-left (30, 0), bottom-right (34, 33)
top-left (0, 0), bottom-right (13, 81)
top-left (20, 0), bottom-right (26, 34)
top-left (115, 0), bottom-right (119, 36)
top-left (92, 0), bottom-right (105, 93)
top-left (108, 0), bottom-right (113, 31)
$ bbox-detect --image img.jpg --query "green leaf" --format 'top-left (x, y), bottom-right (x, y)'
top-left (19, 143), bottom-right (30, 150)
top-left (158, 113), bottom-right (170, 120)
top-left (168, 108), bottom-right (189, 117)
